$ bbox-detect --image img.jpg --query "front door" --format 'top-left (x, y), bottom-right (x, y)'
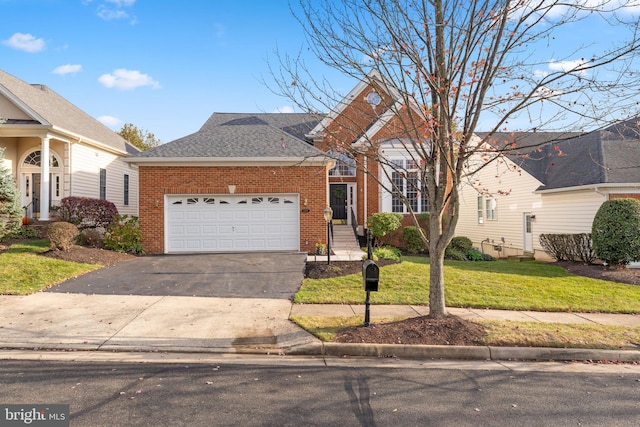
top-left (523, 213), bottom-right (533, 253)
top-left (330, 184), bottom-right (348, 223)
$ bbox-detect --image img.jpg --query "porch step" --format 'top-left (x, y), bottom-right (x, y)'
top-left (507, 255), bottom-right (536, 262)
top-left (330, 225), bottom-right (363, 258)
top-left (24, 219), bottom-right (51, 238)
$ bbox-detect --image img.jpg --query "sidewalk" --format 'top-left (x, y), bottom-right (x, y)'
top-left (1, 292), bottom-right (639, 362)
top-left (291, 304), bottom-right (640, 327)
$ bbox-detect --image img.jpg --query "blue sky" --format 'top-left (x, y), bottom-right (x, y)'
top-left (2, 0), bottom-right (640, 142)
top-left (1, 0), bottom-right (352, 142)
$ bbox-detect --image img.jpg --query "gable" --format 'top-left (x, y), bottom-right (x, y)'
top-left (0, 70), bottom-right (127, 154)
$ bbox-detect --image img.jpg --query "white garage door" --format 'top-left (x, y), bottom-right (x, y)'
top-left (166, 194), bottom-right (299, 253)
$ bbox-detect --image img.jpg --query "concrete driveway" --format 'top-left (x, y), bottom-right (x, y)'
top-left (47, 252), bottom-right (307, 299)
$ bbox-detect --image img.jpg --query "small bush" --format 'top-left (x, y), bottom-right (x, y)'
top-left (367, 212), bottom-right (403, 247)
top-left (539, 233), bottom-right (595, 263)
top-left (466, 248), bottom-right (485, 261)
top-left (103, 215), bottom-right (144, 254)
top-left (482, 253), bottom-right (496, 261)
top-left (80, 228), bottom-right (104, 248)
top-left (445, 247), bottom-right (467, 261)
top-left (402, 226), bottom-right (427, 253)
top-left (56, 197), bottom-right (118, 229)
top-left (592, 198), bottom-right (640, 266)
top-left (47, 221), bottom-right (79, 251)
top-left (449, 236), bottom-right (473, 253)
top-left (3, 225), bottom-right (41, 240)
top-left (373, 245), bottom-right (402, 261)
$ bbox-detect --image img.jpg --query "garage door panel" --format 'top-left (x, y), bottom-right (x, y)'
top-left (166, 194), bottom-right (299, 253)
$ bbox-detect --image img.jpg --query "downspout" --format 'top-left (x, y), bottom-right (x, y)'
top-left (594, 186), bottom-right (608, 201)
top-left (363, 155), bottom-right (368, 225)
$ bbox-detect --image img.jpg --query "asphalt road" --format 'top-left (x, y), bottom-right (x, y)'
top-left (2, 356), bottom-right (640, 426)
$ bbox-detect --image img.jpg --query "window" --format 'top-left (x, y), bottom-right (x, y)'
top-left (477, 196), bottom-right (497, 223)
top-left (99, 169), bottom-right (106, 200)
top-left (485, 198), bottom-right (497, 221)
top-left (389, 159), bottom-right (429, 214)
top-left (328, 151), bottom-right (356, 177)
top-left (124, 174), bottom-right (129, 206)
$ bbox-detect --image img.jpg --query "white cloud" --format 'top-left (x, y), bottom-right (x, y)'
top-left (105, 0), bottom-right (136, 6)
top-left (548, 59), bottom-right (588, 76)
top-left (52, 64), bottom-right (83, 76)
top-left (534, 69), bottom-right (549, 78)
top-left (534, 85), bottom-right (564, 98)
top-left (2, 33), bottom-right (45, 53)
top-left (272, 105), bottom-right (295, 113)
top-left (98, 6), bottom-right (129, 20)
top-left (92, 0), bottom-right (136, 22)
top-left (98, 69), bottom-right (160, 90)
top-left (97, 115), bottom-right (122, 128)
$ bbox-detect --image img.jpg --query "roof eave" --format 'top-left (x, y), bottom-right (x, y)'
top-left (124, 156), bottom-right (332, 167)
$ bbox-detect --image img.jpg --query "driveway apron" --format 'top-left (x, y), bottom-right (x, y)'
top-left (47, 252), bottom-right (307, 299)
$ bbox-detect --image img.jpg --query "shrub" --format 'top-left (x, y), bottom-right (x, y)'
top-left (449, 236), bottom-right (473, 253)
top-left (466, 248), bottom-right (485, 261)
top-left (402, 226), bottom-right (427, 253)
top-left (46, 221), bottom-right (79, 251)
top-left (80, 228), bottom-right (104, 248)
top-left (592, 198), bottom-right (640, 267)
top-left (373, 245), bottom-right (402, 261)
top-left (103, 215), bottom-right (144, 254)
top-left (56, 197), bottom-right (118, 229)
top-left (4, 225), bottom-right (41, 240)
top-left (445, 247), bottom-right (467, 261)
top-left (367, 212), bottom-right (403, 247)
top-left (539, 233), bottom-right (595, 264)
top-left (0, 148), bottom-right (21, 241)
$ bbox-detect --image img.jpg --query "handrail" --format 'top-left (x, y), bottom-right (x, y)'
top-left (23, 201), bottom-right (34, 220)
top-left (350, 207), bottom-right (358, 237)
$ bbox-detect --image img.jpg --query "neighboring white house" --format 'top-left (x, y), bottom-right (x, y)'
top-left (457, 122), bottom-right (640, 260)
top-left (0, 70), bottom-right (138, 220)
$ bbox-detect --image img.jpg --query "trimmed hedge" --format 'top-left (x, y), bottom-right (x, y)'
top-left (539, 233), bottom-right (595, 264)
top-left (47, 221), bottom-right (78, 251)
top-left (56, 197), bottom-right (118, 229)
top-left (402, 226), bottom-right (427, 253)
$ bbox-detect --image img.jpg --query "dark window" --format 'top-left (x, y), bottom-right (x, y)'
top-left (124, 174), bottom-right (129, 206)
top-left (99, 169), bottom-right (106, 200)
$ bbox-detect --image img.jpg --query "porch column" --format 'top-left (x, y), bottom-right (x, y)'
top-left (40, 137), bottom-right (50, 220)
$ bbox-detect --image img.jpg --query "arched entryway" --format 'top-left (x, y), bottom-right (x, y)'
top-left (19, 149), bottom-right (63, 219)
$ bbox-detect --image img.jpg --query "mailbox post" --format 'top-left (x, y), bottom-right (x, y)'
top-left (362, 260), bottom-right (379, 327)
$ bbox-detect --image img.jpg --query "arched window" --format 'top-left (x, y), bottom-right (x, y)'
top-left (328, 151), bottom-right (356, 177)
top-left (23, 150), bottom-right (60, 167)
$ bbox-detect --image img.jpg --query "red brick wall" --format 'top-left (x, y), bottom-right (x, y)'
top-left (139, 165), bottom-right (328, 254)
top-left (610, 193), bottom-right (640, 201)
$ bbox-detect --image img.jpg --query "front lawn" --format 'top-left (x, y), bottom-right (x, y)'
top-left (295, 256), bottom-right (640, 313)
top-left (0, 240), bottom-right (101, 295)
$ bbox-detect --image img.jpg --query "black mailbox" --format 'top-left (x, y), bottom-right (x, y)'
top-left (362, 260), bottom-right (379, 292)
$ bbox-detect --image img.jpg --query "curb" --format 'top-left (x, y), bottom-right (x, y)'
top-left (286, 342), bottom-right (640, 362)
top-left (2, 343), bottom-right (640, 363)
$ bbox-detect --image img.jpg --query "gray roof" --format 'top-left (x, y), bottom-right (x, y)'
top-left (132, 112), bottom-right (325, 159)
top-left (478, 121), bottom-right (640, 190)
top-left (0, 70), bottom-right (127, 153)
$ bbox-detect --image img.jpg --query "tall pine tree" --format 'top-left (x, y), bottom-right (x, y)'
top-left (0, 148), bottom-right (21, 239)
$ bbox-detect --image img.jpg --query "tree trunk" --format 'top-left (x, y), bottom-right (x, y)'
top-left (429, 240), bottom-right (448, 318)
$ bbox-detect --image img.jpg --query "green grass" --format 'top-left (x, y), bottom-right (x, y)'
top-left (292, 315), bottom-right (640, 349)
top-left (0, 240), bottom-right (101, 295)
top-left (295, 256), bottom-right (640, 313)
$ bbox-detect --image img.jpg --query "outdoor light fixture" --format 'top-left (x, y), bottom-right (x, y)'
top-left (323, 206), bottom-right (333, 265)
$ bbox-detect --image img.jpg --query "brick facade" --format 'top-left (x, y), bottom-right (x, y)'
top-left (139, 165), bottom-right (328, 254)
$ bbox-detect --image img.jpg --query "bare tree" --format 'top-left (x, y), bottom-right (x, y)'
top-left (271, 0), bottom-right (640, 318)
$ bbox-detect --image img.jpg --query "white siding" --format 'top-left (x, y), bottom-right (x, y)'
top-left (70, 143), bottom-right (139, 216)
top-left (536, 190), bottom-right (606, 235)
top-left (457, 153), bottom-right (544, 257)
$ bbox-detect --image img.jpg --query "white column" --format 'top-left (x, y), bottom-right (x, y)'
top-left (40, 137), bottom-right (50, 220)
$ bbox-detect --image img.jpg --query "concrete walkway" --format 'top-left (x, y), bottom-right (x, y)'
top-left (1, 291), bottom-right (640, 362)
